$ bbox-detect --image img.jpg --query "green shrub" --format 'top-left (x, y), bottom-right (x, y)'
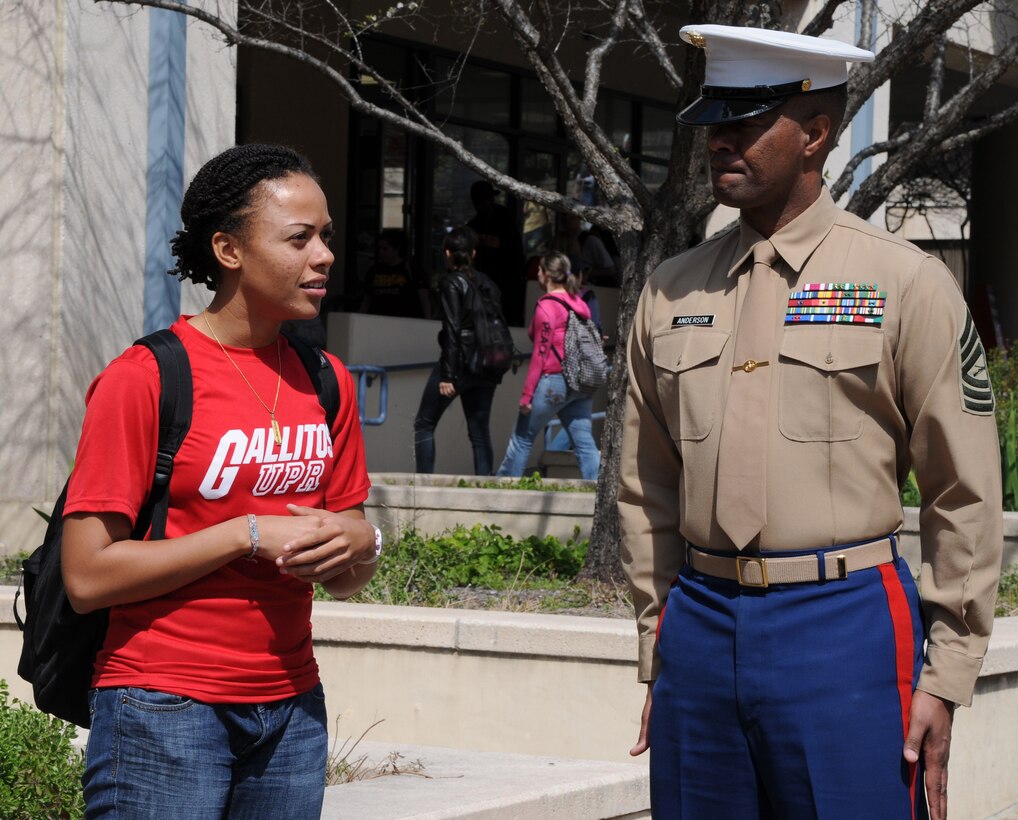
top-left (0, 552), bottom-right (27, 586)
top-left (455, 473), bottom-right (594, 492)
top-left (0, 680), bottom-right (84, 820)
top-left (997, 568), bottom-right (1018, 618)
top-left (988, 344), bottom-right (1018, 512)
top-left (336, 524), bottom-right (588, 606)
top-left (900, 471), bottom-right (921, 509)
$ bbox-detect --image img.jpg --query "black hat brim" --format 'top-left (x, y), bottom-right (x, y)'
top-left (676, 95), bottom-right (788, 126)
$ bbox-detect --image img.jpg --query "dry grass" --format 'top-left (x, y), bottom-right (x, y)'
top-left (325, 719), bottom-right (428, 786)
top-left (441, 578), bottom-right (634, 619)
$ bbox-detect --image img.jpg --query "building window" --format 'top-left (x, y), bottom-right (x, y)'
top-left (429, 124), bottom-right (511, 273)
top-left (433, 58), bottom-right (512, 127)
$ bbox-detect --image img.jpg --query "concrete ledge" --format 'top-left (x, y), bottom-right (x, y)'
top-left (366, 473), bottom-right (595, 542)
top-left (312, 602), bottom-right (635, 663)
top-left (322, 741), bottom-right (648, 819)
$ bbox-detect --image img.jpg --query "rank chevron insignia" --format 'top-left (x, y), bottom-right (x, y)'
top-left (959, 313), bottom-right (994, 415)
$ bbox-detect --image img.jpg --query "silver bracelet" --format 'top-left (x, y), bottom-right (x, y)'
top-left (245, 514), bottom-right (260, 561)
top-left (358, 525), bottom-right (383, 565)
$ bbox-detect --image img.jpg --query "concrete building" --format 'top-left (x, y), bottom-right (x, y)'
top-left (1, 0), bottom-right (1016, 553)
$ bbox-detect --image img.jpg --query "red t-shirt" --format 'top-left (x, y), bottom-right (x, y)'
top-left (64, 317), bottom-right (370, 703)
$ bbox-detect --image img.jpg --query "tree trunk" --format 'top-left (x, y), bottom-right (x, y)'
top-left (582, 199), bottom-right (709, 581)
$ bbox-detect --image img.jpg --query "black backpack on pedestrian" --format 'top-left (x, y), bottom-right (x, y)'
top-left (14, 328), bottom-right (339, 728)
top-left (542, 295), bottom-right (610, 393)
top-left (463, 272), bottom-right (516, 380)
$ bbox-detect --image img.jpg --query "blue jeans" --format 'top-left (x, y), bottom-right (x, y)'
top-left (496, 373), bottom-right (600, 480)
top-left (414, 366), bottom-right (497, 475)
top-left (83, 684), bottom-right (328, 819)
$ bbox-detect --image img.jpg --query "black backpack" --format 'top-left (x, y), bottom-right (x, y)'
top-left (462, 273), bottom-right (515, 380)
top-left (542, 295), bottom-right (610, 393)
top-left (14, 328), bottom-right (339, 728)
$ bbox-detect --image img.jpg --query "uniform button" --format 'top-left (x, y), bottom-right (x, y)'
top-left (825, 353), bottom-right (834, 364)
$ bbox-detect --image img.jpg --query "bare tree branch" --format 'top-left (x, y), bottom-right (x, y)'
top-left (846, 0), bottom-right (984, 127)
top-left (581, 0), bottom-right (630, 119)
top-left (829, 130), bottom-right (914, 202)
top-left (925, 36), bottom-right (948, 120)
top-left (856, 0), bottom-right (876, 49)
top-left (937, 101), bottom-right (1018, 152)
top-left (626, 0), bottom-right (683, 92)
top-left (801, 0), bottom-right (853, 37)
top-left (96, 0), bottom-right (641, 230)
top-left (846, 21), bottom-right (1018, 219)
top-left (489, 0), bottom-right (652, 213)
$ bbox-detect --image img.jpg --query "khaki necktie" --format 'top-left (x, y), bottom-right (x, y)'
top-left (716, 239), bottom-right (779, 549)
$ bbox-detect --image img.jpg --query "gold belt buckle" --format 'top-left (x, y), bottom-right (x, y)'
top-left (735, 556), bottom-right (769, 588)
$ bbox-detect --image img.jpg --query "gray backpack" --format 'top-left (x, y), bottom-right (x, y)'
top-left (543, 295), bottom-right (610, 393)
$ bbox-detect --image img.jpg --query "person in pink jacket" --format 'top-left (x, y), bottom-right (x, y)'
top-left (495, 252), bottom-right (601, 480)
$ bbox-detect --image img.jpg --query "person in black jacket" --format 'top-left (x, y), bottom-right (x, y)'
top-left (413, 226), bottom-right (503, 474)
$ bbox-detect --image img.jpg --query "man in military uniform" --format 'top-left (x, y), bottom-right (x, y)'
top-left (620, 25), bottom-right (1003, 819)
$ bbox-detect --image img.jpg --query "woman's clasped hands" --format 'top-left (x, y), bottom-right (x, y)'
top-left (251, 506), bottom-right (377, 583)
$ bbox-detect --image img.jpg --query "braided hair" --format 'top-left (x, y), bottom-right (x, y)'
top-left (169, 144), bottom-right (317, 290)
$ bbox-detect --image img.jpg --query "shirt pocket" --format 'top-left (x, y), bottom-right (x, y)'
top-left (778, 326), bottom-right (884, 442)
top-left (652, 327), bottom-right (730, 441)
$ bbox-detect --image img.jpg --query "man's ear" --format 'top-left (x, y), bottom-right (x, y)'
top-left (803, 113), bottom-right (834, 159)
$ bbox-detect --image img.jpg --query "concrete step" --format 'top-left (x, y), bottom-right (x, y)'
top-left (539, 449), bottom-right (583, 479)
top-left (321, 741), bottom-right (649, 819)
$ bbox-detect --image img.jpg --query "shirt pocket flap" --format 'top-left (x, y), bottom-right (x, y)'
top-left (653, 328), bottom-right (730, 374)
top-left (780, 327), bottom-right (883, 372)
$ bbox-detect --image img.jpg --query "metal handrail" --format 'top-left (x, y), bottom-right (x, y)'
top-left (346, 365), bottom-right (389, 426)
top-left (347, 351), bottom-right (532, 426)
top-left (348, 343), bottom-right (613, 429)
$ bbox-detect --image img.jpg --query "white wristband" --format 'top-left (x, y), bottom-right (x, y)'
top-left (359, 525), bottom-right (382, 565)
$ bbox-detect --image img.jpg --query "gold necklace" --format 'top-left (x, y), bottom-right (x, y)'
top-left (204, 310), bottom-right (283, 445)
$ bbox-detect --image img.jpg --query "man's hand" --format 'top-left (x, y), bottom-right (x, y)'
top-left (904, 689), bottom-right (955, 820)
top-left (630, 684), bottom-right (653, 756)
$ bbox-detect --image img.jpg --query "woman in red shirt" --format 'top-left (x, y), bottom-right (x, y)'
top-left (62, 144), bottom-right (378, 818)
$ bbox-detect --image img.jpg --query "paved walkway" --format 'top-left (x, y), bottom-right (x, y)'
top-left (320, 741), bottom-right (649, 819)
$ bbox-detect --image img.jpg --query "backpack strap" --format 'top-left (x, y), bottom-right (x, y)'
top-left (538, 295), bottom-right (576, 363)
top-left (282, 331), bottom-right (341, 431)
top-left (134, 329), bottom-right (193, 540)
top-left (540, 294), bottom-right (578, 315)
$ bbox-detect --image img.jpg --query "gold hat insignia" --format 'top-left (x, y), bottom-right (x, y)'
top-left (688, 31), bottom-right (706, 48)
top-left (801, 78), bottom-right (812, 92)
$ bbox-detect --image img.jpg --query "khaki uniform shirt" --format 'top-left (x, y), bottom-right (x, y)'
top-left (619, 188), bottom-right (1003, 706)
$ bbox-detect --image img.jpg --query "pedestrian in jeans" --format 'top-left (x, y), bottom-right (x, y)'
top-left (496, 251), bottom-right (600, 480)
top-left (61, 144), bottom-right (380, 818)
top-left (414, 226), bottom-right (502, 474)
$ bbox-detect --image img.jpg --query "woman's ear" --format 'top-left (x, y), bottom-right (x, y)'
top-left (212, 231), bottom-right (243, 271)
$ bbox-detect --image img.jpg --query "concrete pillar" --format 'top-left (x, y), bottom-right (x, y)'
top-left (0, 1), bottom-right (234, 554)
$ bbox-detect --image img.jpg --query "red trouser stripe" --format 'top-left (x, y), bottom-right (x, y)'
top-left (877, 563), bottom-right (918, 818)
